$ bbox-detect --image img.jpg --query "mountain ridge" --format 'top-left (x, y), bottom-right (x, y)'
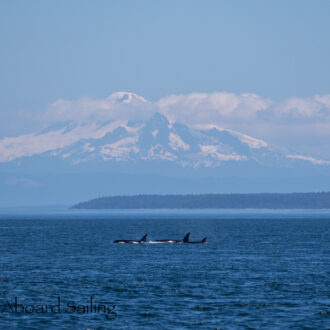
top-left (1, 111), bottom-right (328, 169)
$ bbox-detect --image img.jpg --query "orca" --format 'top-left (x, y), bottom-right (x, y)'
top-left (113, 234), bottom-right (147, 244)
top-left (186, 237), bottom-right (207, 244)
top-left (150, 232), bottom-right (190, 244)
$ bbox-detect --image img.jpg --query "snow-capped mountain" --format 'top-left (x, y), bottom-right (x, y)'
top-left (0, 111), bottom-right (329, 169)
top-left (51, 113), bottom-right (284, 167)
top-left (1, 107), bottom-right (330, 207)
top-left (107, 91), bottom-right (150, 106)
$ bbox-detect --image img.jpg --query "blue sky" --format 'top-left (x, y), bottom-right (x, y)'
top-left (0, 0), bottom-right (330, 157)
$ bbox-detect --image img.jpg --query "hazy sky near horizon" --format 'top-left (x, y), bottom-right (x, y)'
top-left (1, 0), bottom-right (330, 157)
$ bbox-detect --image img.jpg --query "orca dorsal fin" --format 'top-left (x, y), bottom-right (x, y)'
top-left (183, 232), bottom-right (190, 243)
top-left (202, 237), bottom-right (207, 243)
top-left (140, 234), bottom-right (148, 242)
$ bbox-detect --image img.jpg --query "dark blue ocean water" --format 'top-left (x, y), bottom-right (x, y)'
top-left (0, 208), bottom-right (329, 329)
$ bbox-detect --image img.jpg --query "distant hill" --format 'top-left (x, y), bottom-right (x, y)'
top-left (72, 192), bottom-right (330, 209)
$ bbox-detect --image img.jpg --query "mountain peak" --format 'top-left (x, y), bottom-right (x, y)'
top-left (149, 112), bottom-right (169, 124)
top-left (107, 92), bottom-right (149, 105)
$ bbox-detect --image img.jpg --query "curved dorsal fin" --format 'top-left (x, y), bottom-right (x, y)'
top-left (140, 234), bottom-right (148, 242)
top-left (183, 232), bottom-right (190, 242)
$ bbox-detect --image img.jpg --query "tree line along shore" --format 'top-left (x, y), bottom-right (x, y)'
top-left (72, 192), bottom-right (330, 209)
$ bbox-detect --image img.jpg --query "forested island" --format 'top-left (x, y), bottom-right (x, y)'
top-left (72, 192), bottom-right (330, 209)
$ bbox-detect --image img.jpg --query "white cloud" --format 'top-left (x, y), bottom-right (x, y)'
top-left (43, 92), bottom-right (154, 123)
top-left (157, 92), bottom-right (330, 124)
top-left (286, 154), bottom-right (330, 165)
top-left (157, 92), bottom-right (272, 123)
top-left (42, 91), bottom-right (330, 132)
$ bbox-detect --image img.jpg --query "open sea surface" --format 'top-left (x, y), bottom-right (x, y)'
top-left (0, 208), bottom-right (329, 329)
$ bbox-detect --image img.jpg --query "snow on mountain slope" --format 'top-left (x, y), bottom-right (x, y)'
top-left (0, 111), bottom-right (329, 168)
top-left (107, 91), bottom-right (150, 106)
top-left (0, 120), bottom-right (126, 162)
